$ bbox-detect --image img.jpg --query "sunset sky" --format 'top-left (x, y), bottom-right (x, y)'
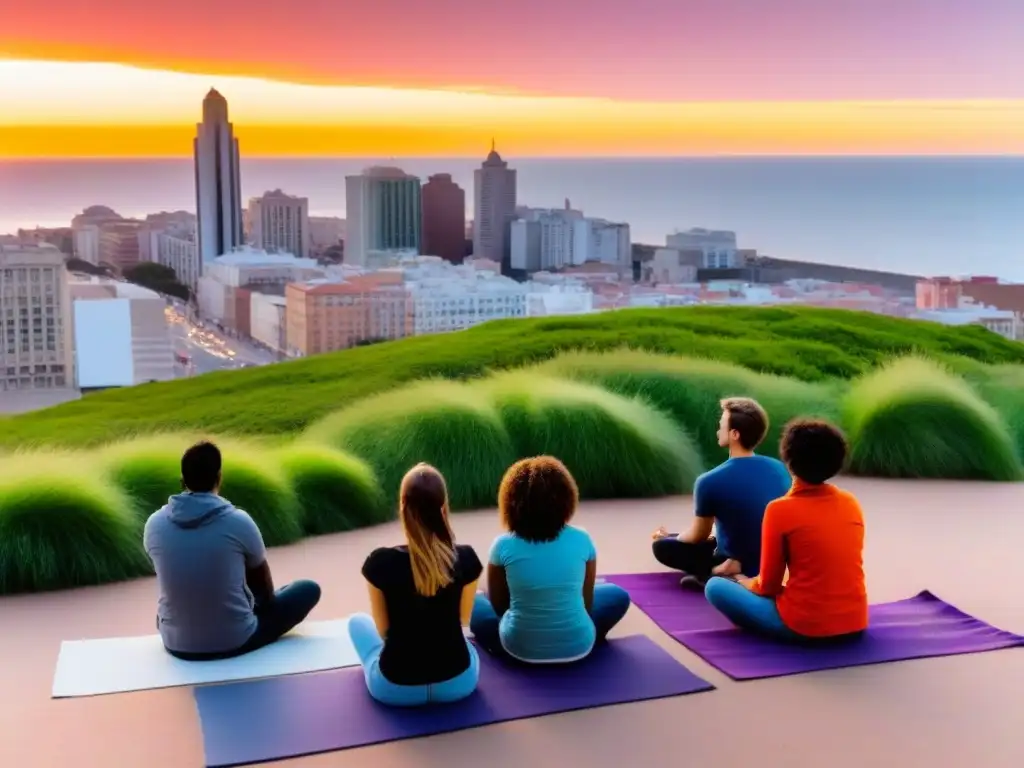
top-left (1, 0), bottom-right (1022, 157)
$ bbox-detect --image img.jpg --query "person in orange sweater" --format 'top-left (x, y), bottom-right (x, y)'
top-left (704, 418), bottom-right (868, 642)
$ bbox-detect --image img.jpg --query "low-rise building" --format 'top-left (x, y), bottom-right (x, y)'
top-left (285, 273), bottom-right (412, 356)
top-left (250, 292), bottom-right (288, 353)
top-left (70, 278), bottom-right (176, 387)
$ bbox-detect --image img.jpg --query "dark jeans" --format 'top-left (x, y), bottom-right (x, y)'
top-left (469, 584), bottom-right (631, 662)
top-left (651, 535), bottom-right (727, 582)
top-left (166, 579), bottom-right (322, 661)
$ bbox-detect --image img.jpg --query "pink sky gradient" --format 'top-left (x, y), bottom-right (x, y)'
top-left (1, 0), bottom-right (1021, 101)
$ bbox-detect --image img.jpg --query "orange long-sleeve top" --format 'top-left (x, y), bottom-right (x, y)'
top-left (748, 480), bottom-right (868, 637)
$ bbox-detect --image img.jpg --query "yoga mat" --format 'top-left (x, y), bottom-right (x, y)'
top-left (605, 572), bottom-right (1024, 680)
top-left (194, 634), bottom-right (713, 767)
top-left (52, 618), bottom-right (358, 698)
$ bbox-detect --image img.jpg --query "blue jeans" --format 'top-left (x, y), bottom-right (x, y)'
top-left (704, 576), bottom-right (801, 641)
top-left (166, 579), bottom-right (322, 660)
top-left (469, 583), bottom-right (631, 661)
top-left (347, 613), bottom-right (479, 707)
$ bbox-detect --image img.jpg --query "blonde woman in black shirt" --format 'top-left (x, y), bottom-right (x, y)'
top-left (348, 463), bottom-right (482, 706)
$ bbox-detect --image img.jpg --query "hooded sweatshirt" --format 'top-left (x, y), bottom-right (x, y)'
top-left (143, 492), bottom-right (268, 654)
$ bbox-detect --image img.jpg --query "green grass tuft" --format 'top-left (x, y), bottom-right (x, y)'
top-left (477, 372), bottom-right (704, 498)
top-left (100, 434), bottom-right (303, 546)
top-left (0, 453), bottom-right (151, 594)
top-left (304, 380), bottom-right (516, 511)
top-left (5, 306), bottom-right (1024, 449)
top-left (842, 357), bottom-right (1022, 481)
top-left (275, 444), bottom-right (388, 534)
top-left (537, 349), bottom-right (838, 465)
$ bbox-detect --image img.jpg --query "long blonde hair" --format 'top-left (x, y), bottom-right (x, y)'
top-left (399, 463), bottom-right (457, 597)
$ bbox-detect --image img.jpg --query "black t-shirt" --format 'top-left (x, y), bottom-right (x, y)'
top-left (361, 544), bottom-right (482, 686)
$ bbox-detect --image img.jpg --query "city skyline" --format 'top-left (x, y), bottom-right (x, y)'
top-left (1, 0), bottom-right (1022, 157)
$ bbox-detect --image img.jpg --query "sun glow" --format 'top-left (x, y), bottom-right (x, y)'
top-left (1, 59), bottom-right (1022, 158)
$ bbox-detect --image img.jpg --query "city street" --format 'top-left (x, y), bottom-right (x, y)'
top-left (164, 303), bottom-right (278, 376)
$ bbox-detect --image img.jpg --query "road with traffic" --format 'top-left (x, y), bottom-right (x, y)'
top-left (165, 304), bottom-right (278, 377)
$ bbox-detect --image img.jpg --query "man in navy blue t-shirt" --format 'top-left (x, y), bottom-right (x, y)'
top-left (652, 397), bottom-right (791, 588)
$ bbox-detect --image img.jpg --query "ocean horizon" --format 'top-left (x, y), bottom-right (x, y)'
top-left (2, 155), bottom-right (1021, 280)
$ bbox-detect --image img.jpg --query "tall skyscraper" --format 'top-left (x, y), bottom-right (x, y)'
top-left (421, 173), bottom-right (466, 264)
top-left (0, 243), bottom-right (75, 392)
top-left (345, 167), bottom-right (422, 266)
top-left (473, 142), bottom-right (517, 267)
top-left (247, 189), bottom-right (310, 258)
top-left (194, 89), bottom-right (243, 268)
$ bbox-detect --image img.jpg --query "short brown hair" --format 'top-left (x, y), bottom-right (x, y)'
top-left (780, 418), bottom-right (848, 484)
top-left (720, 397), bottom-right (770, 450)
top-left (498, 456), bottom-right (579, 543)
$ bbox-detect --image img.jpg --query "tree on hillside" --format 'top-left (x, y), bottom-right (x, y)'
top-left (123, 262), bottom-right (191, 301)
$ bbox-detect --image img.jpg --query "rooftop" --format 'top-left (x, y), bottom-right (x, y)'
top-left (214, 247), bottom-right (318, 269)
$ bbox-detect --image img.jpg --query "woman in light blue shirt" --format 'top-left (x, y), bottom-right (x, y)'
top-left (470, 456), bottom-right (631, 663)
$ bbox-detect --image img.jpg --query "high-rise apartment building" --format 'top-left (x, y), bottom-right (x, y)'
top-left (421, 174), bottom-right (466, 264)
top-left (0, 243), bottom-right (74, 392)
top-left (194, 89), bottom-right (243, 268)
top-left (473, 144), bottom-right (517, 266)
top-left (246, 189), bottom-right (310, 258)
top-left (345, 167), bottom-right (422, 266)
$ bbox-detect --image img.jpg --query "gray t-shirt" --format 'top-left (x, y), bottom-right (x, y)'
top-left (143, 492), bottom-right (267, 654)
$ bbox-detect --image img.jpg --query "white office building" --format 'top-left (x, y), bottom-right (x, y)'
top-left (70, 279), bottom-right (176, 388)
top-left (573, 219), bottom-right (630, 270)
top-left (194, 89), bottom-right (243, 268)
top-left (250, 292), bottom-right (288, 352)
top-left (201, 247), bottom-right (322, 288)
top-left (247, 190), bottom-right (311, 259)
top-left (381, 256), bottom-right (526, 335)
top-left (666, 228), bottom-right (739, 269)
top-left (525, 280), bottom-right (595, 317)
top-left (511, 206), bottom-right (630, 273)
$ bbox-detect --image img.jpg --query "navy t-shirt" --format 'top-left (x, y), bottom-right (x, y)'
top-left (694, 456), bottom-right (791, 577)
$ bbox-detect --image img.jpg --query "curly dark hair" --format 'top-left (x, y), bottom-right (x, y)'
top-left (780, 418), bottom-right (848, 485)
top-left (498, 456), bottom-right (579, 543)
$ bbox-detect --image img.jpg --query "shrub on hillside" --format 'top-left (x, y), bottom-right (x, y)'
top-left (304, 380), bottom-right (516, 511)
top-left (537, 350), bottom-right (838, 465)
top-left (275, 445), bottom-right (387, 534)
top-left (842, 358), bottom-right (1022, 481)
top-left (100, 435), bottom-right (303, 546)
top-left (967, 365), bottom-right (1024, 456)
top-left (477, 373), bottom-right (704, 499)
top-left (0, 454), bottom-right (151, 594)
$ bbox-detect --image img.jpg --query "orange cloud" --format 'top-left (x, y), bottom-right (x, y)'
top-left (1, 61), bottom-right (1021, 158)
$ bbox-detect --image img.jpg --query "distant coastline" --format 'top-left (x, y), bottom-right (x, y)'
top-left (2, 156), bottom-right (1021, 280)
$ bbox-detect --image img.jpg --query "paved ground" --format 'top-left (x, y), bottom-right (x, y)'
top-left (2, 477), bottom-right (1023, 767)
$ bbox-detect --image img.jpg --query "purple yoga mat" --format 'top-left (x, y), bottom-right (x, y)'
top-left (193, 634), bottom-right (713, 767)
top-left (604, 572), bottom-right (1024, 680)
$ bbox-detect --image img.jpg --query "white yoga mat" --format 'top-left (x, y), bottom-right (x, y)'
top-left (51, 618), bottom-right (359, 698)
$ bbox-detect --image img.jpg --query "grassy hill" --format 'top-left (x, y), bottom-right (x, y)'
top-left (5, 305), bottom-right (1024, 595)
top-left (3, 305), bottom-right (1023, 450)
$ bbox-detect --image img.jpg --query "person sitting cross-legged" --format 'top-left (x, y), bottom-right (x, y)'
top-left (704, 418), bottom-right (868, 643)
top-left (144, 440), bottom-right (322, 660)
top-left (652, 397), bottom-right (791, 589)
top-left (348, 463), bottom-right (482, 706)
top-left (470, 456), bottom-right (631, 664)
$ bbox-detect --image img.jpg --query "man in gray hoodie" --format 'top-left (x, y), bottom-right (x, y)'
top-left (143, 440), bottom-right (322, 660)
